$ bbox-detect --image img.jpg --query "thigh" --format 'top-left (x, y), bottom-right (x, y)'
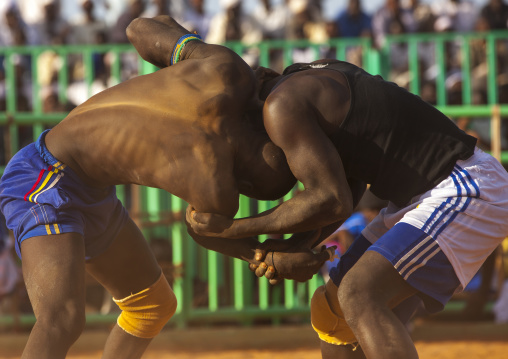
top-left (343, 250), bottom-right (417, 308)
top-left (21, 233), bottom-right (86, 315)
top-left (85, 217), bottom-right (161, 299)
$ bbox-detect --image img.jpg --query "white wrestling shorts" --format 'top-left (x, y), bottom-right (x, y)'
top-left (364, 148), bottom-right (508, 312)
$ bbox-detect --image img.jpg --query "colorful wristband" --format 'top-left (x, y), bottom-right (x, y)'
top-left (170, 33), bottom-right (202, 66)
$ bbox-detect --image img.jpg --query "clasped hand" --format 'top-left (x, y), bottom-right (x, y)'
top-left (186, 206), bottom-right (338, 284)
top-left (186, 205), bottom-right (234, 237)
top-left (250, 236), bottom-right (337, 284)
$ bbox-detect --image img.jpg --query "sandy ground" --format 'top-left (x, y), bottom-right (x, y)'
top-left (1, 321), bottom-right (508, 358)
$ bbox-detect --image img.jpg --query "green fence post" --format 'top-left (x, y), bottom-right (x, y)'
top-left (258, 43), bottom-right (270, 68)
top-left (141, 59), bottom-right (158, 75)
top-left (366, 48), bottom-right (382, 76)
top-left (5, 52), bottom-right (17, 115)
top-left (111, 49), bottom-right (122, 85)
top-left (31, 49), bottom-right (42, 116)
top-left (5, 51), bottom-right (19, 157)
top-left (208, 250), bottom-right (219, 312)
top-left (233, 195), bottom-right (251, 312)
top-left (461, 37), bottom-right (472, 105)
top-left (408, 39), bottom-right (420, 95)
top-left (435, 39), bottom-right (447, 106)
top-left (486, 35), bottom-right (498, 105)
top-left (58, 50), bottom-right (69, 105)
top-left (336, 43), bottom-right (346, 61)
top-left (83, 49), bottom-right (94, 99)
top-left (171, 197), bottom-right (188, 328)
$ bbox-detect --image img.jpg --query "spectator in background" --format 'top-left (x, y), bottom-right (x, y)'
top-left (16, 0), bottom-right (49, 30)
top-left (431, 0), bottom-right (478, 33)
top-left (420, 81), bottom-right (437, 105)
top-left (1, 7), bottom-right (33, 109)
top-left (333, 0), bottom-right (372, 38)
top-left (253, 0), bottom-right (291, 40)
top-left (66, 30), bottom-right (117, 107)
top-left (372, 0), bottom-right (415, 49)
top-left (142, 0), bottom-right (172, 18)
top-left (183, 0), bottom-right (212, 38)
top-left (405, 0), bottom-right (436, 33)
top-left (480, 0), bottom-right (508, 30)
top-left (307, 0), bottom-right (325, 23)
top-left (111, 0), bottom-right (146, 43)
top-left (0, 4), bottom-right (36, 47)
top-left (71, 0), bottom-right (108, 45)
top-left (373, 0), bottom-right (415, 83)
top-left (286, 0), bottom-right (317, 63)
top-left (286, 0), bottom-right (310, 40)
top-left (111, 0), bottom-right (146, 80)
top-left (206, 0), bottom-right (263, 45)
top-left (33, 0), bottom-right (71, 45)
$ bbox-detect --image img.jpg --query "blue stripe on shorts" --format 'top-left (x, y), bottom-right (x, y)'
top-left (367, 165), bottom-right (480, 313)
top-left (368, 223), bottom-right (460, 313)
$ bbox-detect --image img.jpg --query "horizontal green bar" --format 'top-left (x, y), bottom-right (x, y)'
top-left (437, 105), bottom-right (508, 117)
top-left (1, 106), bottom-right (505, 125)
top-left (225, 36), bottom-right (371, 50)
top-left (0, 299), bottom-right (491, 328)
top-left (0, 43), bottom-right (133, 56)
top-left (188, 306), bottom-right (310, 321)
top-left (0, 307), bottom-right (310, 329)
top-left (384, 29), bottom-right (508, 44)
top-left (0, 112), bottom-right (66, 124)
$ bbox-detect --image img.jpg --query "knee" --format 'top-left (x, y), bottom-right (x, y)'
top-left (114, 273), bottom-right (177, 339)
top-left (36, 304), bottom-right (86, 343)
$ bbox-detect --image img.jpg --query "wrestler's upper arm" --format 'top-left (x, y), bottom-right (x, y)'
top-left (263, 92), bottom-right (353, 219)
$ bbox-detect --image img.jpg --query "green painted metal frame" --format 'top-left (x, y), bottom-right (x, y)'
top-left (1, 31), bottom-right (508, 328)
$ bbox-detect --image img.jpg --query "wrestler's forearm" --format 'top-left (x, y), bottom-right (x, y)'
top-left (187, 228), bottom-right (261, 264)
top-left (311, 222), bottom-right (343, 248)
top-left (287, 222), bottom-right (341, 249)
top-left (223, 190), bottom-right (352, 239)
top-left (126, 16), bottom-right (192, 68)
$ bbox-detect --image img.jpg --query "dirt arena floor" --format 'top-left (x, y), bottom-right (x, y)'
top-left (1, 320), bottom-right (508, 358)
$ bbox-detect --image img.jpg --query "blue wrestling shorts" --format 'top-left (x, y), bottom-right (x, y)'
top-left (0, 130), bottom-right (128, 259)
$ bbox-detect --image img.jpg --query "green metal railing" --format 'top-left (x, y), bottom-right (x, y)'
top-left (1, 31), bottom-right (507, 328)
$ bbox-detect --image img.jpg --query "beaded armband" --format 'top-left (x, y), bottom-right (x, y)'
top-left (170, 33), bottom-right (202, 65)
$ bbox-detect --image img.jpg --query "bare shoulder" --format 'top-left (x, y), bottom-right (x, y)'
top-left (185, 42), bottom-right (255, 91)
top-left (264, 69), bottom-right (350, 135)
top-left (160, 42), bottom-right (257, 115)
top-left (263, 75), bottom-right (319, 125)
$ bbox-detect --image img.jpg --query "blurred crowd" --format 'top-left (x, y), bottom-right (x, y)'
top-left (0, 0), bottom-right (508, 155)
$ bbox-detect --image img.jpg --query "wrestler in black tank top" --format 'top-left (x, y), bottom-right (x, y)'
top-left (283, 61), bottom-right (477, 207)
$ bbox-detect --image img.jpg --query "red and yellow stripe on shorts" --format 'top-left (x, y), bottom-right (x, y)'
top-left (24, 162), bottom-right (66, 235)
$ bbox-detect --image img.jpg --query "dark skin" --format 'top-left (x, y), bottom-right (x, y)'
top-left (188, 60), bottom-right (421, 358)
top-left (20, 17), bottom-right (334, 359)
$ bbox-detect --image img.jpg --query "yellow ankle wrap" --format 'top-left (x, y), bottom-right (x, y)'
top-left (311, 280), bottom-right (358, 347)
top-left (113, 272), bottom-right (177, 338)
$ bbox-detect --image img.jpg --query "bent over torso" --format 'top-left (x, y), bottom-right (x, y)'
top-left (282, 61), bottom-right (477, 206)
top-left (45, 53), bottom-right (251, 214)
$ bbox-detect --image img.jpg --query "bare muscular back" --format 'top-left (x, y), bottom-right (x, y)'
top-left (45, 27), bottom-right (258, 215)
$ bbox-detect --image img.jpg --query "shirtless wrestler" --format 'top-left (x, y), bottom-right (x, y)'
top-left (0, 17), bottom-right (333, 359)
top-left (188, 60), bottom-right (508, 358)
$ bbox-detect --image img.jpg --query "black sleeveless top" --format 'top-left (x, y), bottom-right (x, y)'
top-left (283, 61), bottom-right (477, 207)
